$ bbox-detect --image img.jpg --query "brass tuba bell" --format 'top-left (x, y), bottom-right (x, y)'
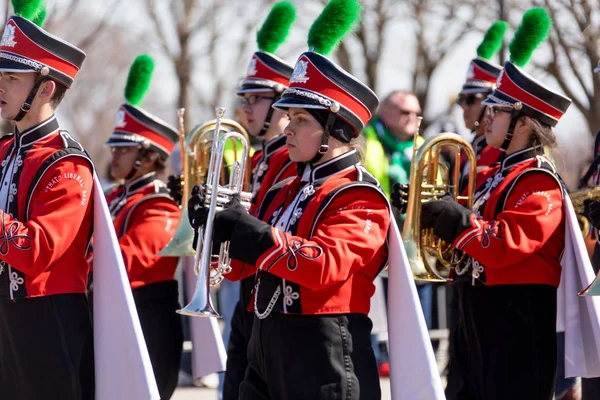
top-left (402, 119), bottom-right (477, 282)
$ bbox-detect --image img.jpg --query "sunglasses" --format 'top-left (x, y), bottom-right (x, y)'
top-left (486, 107), bottom-right (513, 117)
top-left (240, 95), bottom-right (275, 106)
top-left (456, 93), bottom-right (485, 106)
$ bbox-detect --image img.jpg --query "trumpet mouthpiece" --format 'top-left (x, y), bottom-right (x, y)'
top-left (215, 107), bottom-right (226, 118)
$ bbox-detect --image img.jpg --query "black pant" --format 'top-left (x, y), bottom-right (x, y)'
top-left (446, 282), bottom-right (557, 400)
top-left (223, 276), bottom-right (255, 400)
top-left (0, 293), bottom-right (95, 400)
top-left (133, 280), bottom-right (184, 400)
top-left (240, 313), bottom-right (380, 400)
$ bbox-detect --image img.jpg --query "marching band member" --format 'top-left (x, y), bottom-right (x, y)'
top-left (104, 55), bottom-right (183, 400)
top-left (0, 3), bottom-right (96, 398)
top-left (445, 20), bottom-right (508, 396)
top-left (577, 62), bottom-right (600, 400)
top-left (188, 1), bottom-right (391, 397)
top-left (456, 21), bottom-right (507, 185)
top-left (418, 9), bottom-right (572, 399)
top-left (221, 3), bottom-right (297, 399)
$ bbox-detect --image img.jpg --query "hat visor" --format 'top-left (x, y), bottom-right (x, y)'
top-left (236, 84), bottom-right (278, 96)
top-left (0, 56), bottom-right (38, 74)
top-left (272, 94), bottom-right (329, 113)
top-left (459, 87), bottom-right (493, 95)
top-left (481, 90), bottom-right (517, 108)
top-left (104, 139), bottom-right (142, 147)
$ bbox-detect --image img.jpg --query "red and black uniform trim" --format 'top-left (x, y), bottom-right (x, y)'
top-left (224, 149), bottom-right (390, 316)
top-left (0, 16), bottom-right (85, 88)
top-left (106, 172), bottom-right (181, 290)
top-left (249, 134), bottom-right (295, 215)
top-left (459, 134), bottom-right (503, 192)
top-left (0, 115), bottom-right (94, 299)
top-left (437, 146), bottom-right (565, 287)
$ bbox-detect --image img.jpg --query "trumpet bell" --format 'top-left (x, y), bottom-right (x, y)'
top-left (158, 208), bottom-right (195, 257)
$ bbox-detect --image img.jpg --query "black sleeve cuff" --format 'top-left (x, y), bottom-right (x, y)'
top-left (229, 213), bottom-right (275, 265)
top-left (433, 202), bottom-right (474, 244)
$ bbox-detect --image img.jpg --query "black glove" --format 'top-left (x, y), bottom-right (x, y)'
top-left (421, 194), bottom-right (473, 243)
top-left (213, 195), bottom-right (248, 244)
top-left (584, 199), bottom-right (600, 230)
top-left (188, 185), bottom-right (208, 230)
top-left (167, 174), bottom-right (184, 206)
top-left (391, 183), bottom-right (409, 214)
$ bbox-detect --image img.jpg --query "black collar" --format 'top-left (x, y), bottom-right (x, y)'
top-left (300, 149), bottom-right (360, 183)
top-left (15, 115), bottom-right (59, 147)
top-left (262, 134), bottom-right (287, 158)
top-left (501, 146), bottom-right (543, 171)
top-left (123, 172), bottom-right (157, 194)
top-left (472, 134), bottom-right (487, 154)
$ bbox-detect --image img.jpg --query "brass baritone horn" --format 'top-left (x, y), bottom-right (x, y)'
top-left (178, 107), bottom-right (252, 318)
top-left (159, 111), bottom-right (251, 257)
top-left (569, 186), bottom-right (600, 235)
top-left (159, 108), bottom-right (195, 256)
top-left (402, 121), bottom-right (477, 282)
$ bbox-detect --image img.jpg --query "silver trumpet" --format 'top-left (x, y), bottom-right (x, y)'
top-left (178, 107), bottom-right (251, 318)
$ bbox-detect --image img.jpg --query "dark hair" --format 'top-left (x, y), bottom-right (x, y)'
top-left (49, 80), bottom-right (67, 108)
top-left (154, 156), bottom-right (167, 174)
top-left (522, 116), bottom-right (556, 148)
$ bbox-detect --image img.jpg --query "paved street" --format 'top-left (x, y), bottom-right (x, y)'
top-left (172, 378), bottom-right (392, 400)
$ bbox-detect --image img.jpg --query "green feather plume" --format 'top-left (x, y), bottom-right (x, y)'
top-left (476, 21), bottom-right (508, 60)
top-left (11, 0), bottom-right (43, 20)
top-left (509, 8), bottom-right (552, 67)
top-left (30, 5), bottom-right (46, 27)
top-left (307, 0), bottom-right (361, 56)
top-left (124, 54), bottom-right (155, 106)
top-left (256, 1), bottom-right (296, 54)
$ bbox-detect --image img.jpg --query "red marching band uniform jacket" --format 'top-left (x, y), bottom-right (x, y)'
top-left (226, 150), bottom-right (390, 315)
top-left (452, 146), bottom-right (565, 287)
top-left (249, 134), bottom-right (296, 216)
top-left (106, 172), bottom-right (181, 289)
top-left (0, 116), bottom-right (94, 299)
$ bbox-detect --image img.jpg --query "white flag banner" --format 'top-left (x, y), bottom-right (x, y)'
top-left (558, 195), bottom-right (600, 378)
top-left (387, 217), bottom-right (445, 399)
top-left (92, 175), bottom-right (160, 400)
top-left (183, 255), bottom-right (227, 382)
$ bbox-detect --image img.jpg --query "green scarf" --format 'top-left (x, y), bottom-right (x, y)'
top-left (372, 117), bottom-right (415, 186)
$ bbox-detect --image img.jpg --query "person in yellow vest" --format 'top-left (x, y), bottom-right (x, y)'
top-left (362, 90), bottom-right (430, 377)
top-left (363, 90), bottom-right (423, 197)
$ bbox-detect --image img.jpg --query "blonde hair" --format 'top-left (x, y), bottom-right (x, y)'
top-left (522, 116), bottom-right (557, 148)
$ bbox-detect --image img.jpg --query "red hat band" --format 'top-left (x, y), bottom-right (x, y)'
top-left (245, 53), bottom-right (289, 87)
top-left (0, 17), bottom-right (85, 88)
top-left (108, 105), bottom-right (177, 156)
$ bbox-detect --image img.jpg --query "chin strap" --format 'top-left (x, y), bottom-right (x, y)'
top-left (258, 90), bottom-right (283, 137)
top-left (309, 105), bottom-right (339, 165)
top-left (125, 141), bottom-right (151, 181)
top-left (471, 106), bottom-right (487, 132)
top-left (14, 75), bottom-right (46, 122)
top-left (500, 102), bottom-right (523, 152)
